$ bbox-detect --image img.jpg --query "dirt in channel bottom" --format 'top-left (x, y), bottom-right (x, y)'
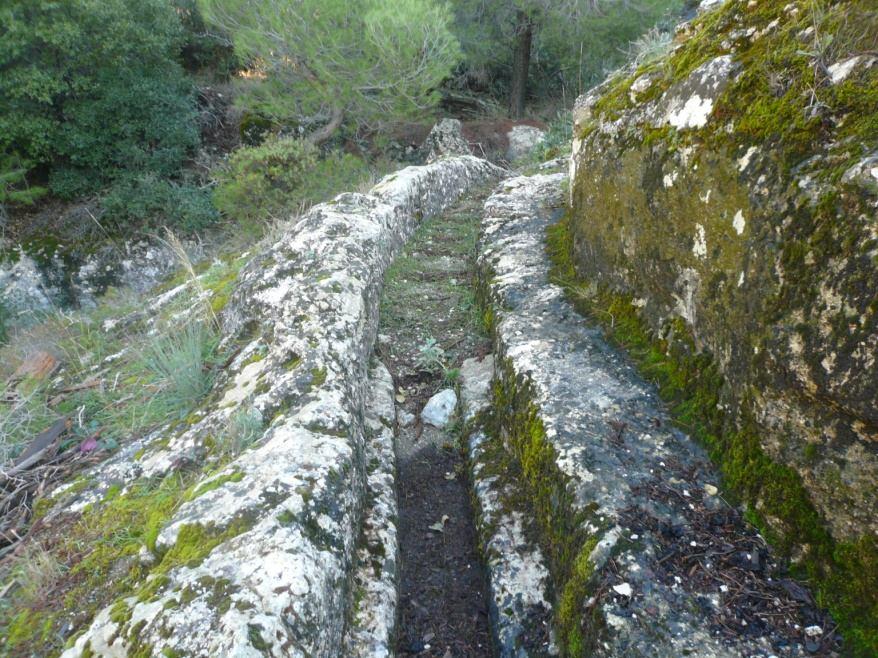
top-left (377, 189), bottom-right (494, 656)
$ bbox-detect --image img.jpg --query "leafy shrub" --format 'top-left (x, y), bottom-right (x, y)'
top-left (0, 0), bottom-right (199, 197)
top-left (214, 136), bottom-right (376, 225)
top-left (303, 151), bottom-right (377, 201)
top-left (101, 174), bottom-right (218, 233)
top-left (213, 136), bottom-right (318, 223)
top-left (0, 154), bottom-right (47, 211)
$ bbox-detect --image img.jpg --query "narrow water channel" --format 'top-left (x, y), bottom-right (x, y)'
top-left (377, 189), bottom-right (494, 657)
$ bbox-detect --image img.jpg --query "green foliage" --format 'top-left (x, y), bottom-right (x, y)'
top-left (450, 0), bottom-right (684, 100)
top-left (198, 0), bottom-right (461, 136)
top-left (532, 110), bottom-right (574, 162)
top-left (173, 0), bottom-right (237, 76)
top-left (213, 135), bottom-right (378, 225)
top-left (0, 154), bottom-right (47, 210)
top-left (141, 321), bottom-right (218, 409)
top-left (0, 0), bottom-right (199, 197)
top-left (213, 136), bottom-right (318, 223)
top-left (101, 175), bottom-right (218, 233)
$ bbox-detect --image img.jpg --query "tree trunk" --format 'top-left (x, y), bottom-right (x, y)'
top-left (307, 105), bottom-right (345, 146)
top-left (509, 11), bottom-right (533, 119)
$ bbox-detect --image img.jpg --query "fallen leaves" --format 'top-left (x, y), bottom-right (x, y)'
top-left (428, 514), bottom-right (450, 532)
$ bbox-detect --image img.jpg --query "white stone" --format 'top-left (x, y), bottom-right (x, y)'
top-left (421, 389), bottom-right (457, 427)
top-left (613, 583), bottom-right (634, 597)
top-left (421, 118), bottom-right (470, 163)
top-left (827, 56), bottom-right (870, 84)
top-left (506, 125), bottom-right (546, 161)
top-left (733, 210), bottom-right (746, 235)
top-left (693, 224), bottom-right (708, 259)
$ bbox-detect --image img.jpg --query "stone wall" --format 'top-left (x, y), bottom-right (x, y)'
top-left (59, 155), bottom-right (503, 657)
top-left (568, 0), bottom-right (876, 649)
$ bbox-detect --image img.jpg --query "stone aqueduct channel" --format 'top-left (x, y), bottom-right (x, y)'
top-left (55, 155), bottom-right (836, 657)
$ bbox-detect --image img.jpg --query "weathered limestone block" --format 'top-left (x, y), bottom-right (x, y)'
top-left (421, 118), bottom-right (471, 163)
top-left (506, 125), bottom-right (546, 162)
top-left (477, 173), bottom-right (828, 656)
top-left (569, 0), bottom-right (877, 547)
top-left (60, 155), bottom-right (503, 657)
top-left (461, 356), bottom-right (558, 657)
top-left (346, 362), bottom-right (399, 658)
top-left (0, 238), bottom-right (200, 317)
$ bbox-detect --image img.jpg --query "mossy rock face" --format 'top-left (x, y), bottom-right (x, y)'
top-left (570, 0), bottom-right (877, 652)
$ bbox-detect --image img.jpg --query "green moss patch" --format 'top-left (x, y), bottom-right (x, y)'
top-left (586, 0), bottom-right (878, 174)
top-left (546, 213), bottom-right (877, 656)
top-left (187, 470), bottom-right (245, 500)
top-left (477, 284), bottom-right (606, 654)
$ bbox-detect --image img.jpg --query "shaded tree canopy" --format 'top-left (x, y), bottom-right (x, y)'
top-left (0, 0), bottom-right (199, 198)
top-left (198, 0), bottom-right (463, 143)
top-left (451, 0), bottom-right (684, 115)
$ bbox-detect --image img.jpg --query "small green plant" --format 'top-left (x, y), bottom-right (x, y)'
top-left (415, 337), bottom-right (463, 387)
top-left (443, 367), bottom-right (461, 387)
top-left (628, 26), bottom-right (673, 65)
top-left (141, 321), bottom-right (217, 410)
top-left (215, 407), bottom-right (264, 459)
top-left (415, 337), bottom-right (447, 373)
top-left (10, 544), bottom-right (65, 605)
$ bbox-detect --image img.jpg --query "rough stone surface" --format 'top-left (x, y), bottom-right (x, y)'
top-left (506, 125), bottom-right (547, 161)
top-left (460, 355), bottom-right (558, 657)
top-left (569, 0), bottom-right (877, 548)
top-left (421, 388), bottom-right (457, 427)
top-left (469, 432), bottom-right (558, 658)
top-left (0, 251), bottom-right (53, 316)
top-left (421, 118), bottom-right (471, 164)
top-left (478, 173), bottom-right (828, 656)
top-left (346, 362), bottom-right (399, 658)
top-left (0, 238), bottom-right (201, 318)
top-left (59, 155), bottom-right (503, 657)
top-left (459, 355), bottom-right (494, 421)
